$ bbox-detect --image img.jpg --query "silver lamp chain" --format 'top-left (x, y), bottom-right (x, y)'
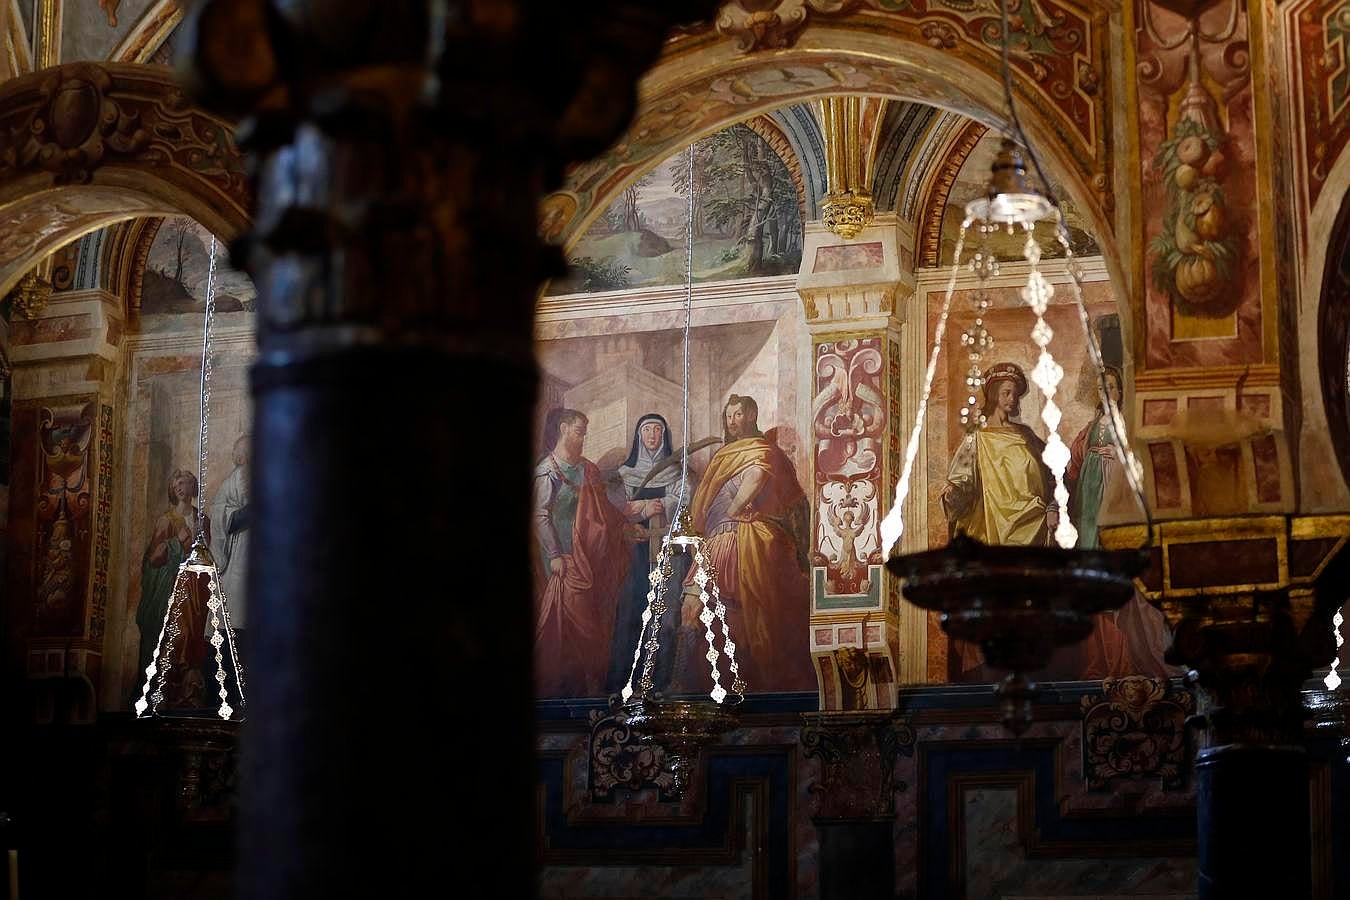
top-left (196, 236), bottom-right (219, 539)
top-left (672, 142), bottom-right (696, 521)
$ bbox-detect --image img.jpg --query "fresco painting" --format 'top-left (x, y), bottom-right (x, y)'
top-left (813, 338), bottom-right (885, 597)
top-left (549, 123), bottom-right (802, 294)
top-left (532, 318), bottom-right (813, 698)
top-left (116, 219), bottom-right (258, 705)
top-left (141, 217), bottom-right (256, 325)
top-left (33, 400), bottom-right (97, 638)
top-left (926, 282), bottom-right (1179, 683)
top-left (1136, 0), bottom-right (1265, 366)
top-left (122, 348), bottom-right (253, 705)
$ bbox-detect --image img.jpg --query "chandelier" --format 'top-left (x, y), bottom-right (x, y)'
top-left (878, 3), bottom-right (1152, 732)
top-left (135, 235), bottom-right (246, 722)
top-left (614, 144), bottom-right (743, 797)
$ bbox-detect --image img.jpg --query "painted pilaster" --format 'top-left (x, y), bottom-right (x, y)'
top-left (5, 284), bottom-right (123, 723)
top-left (799, 214), bottom-right (921, 710)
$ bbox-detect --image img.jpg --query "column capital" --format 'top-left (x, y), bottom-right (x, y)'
top-left (797, 214), bottom-right (914, 336)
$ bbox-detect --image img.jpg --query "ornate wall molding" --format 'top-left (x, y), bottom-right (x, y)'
top-left (549, 0), bottom-right (1116, 260)
top-left (0, 62), bottom-right (247, 296)
top-left (1079, 676), bottom-right (1194, 791)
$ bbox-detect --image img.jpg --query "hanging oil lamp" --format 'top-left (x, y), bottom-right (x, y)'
top-left (613, 144), bottom-right (742, 798)
top-left (135, 235), bottom-right (246, 723)
top-left (878, 5), bottom-right (1152, 733)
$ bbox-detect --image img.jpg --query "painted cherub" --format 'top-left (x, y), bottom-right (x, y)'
top-left (827, 501), bottom-right (870, 585)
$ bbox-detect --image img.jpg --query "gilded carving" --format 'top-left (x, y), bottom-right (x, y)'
top-left (822, 191), bottom-right (875, 240)
top-left (1080, 676), bottom-right (1194, 791)
top-left (587, 710), bottom-right (676, 801)
top-left (6, 270), bottom-right (53, 319)
top-left (716, 0), bottom-right (857, 51)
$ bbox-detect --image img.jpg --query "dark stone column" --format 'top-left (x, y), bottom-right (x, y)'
top-left (814, 817), bottom-right (896, 900)
top-left (181, 2), bottom-right (717, 897)
top-left (1195, 744), bottom-right (1310, 898)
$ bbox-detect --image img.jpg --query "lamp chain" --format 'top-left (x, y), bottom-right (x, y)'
top-left (196, 236), bottom-right (219, 539)
top-left (880, 223), bottom-right (973, 558)
top-left (997, 0), bottom-right (1154, 544)
top-left (673, 142), bottom-right (696, 521)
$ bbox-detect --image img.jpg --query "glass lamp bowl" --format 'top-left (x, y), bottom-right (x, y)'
top-left (964, 138), bottom-right (1057, 225)
top-left (965, 191), bottom-right (1056, 226)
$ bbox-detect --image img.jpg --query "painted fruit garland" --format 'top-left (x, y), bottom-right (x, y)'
top-left (1149, 88), bottom-right (1240, 317)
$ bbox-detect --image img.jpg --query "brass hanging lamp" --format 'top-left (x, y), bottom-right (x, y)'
top-left (879, 3), bottom-right (1153, 733)
top-left (613, 143), bottom-right (743, 798)
top-left (135, 235), bottom-right (247, 722)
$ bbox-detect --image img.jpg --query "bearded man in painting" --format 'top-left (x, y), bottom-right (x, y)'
top-left (680, 394), bottom-right (813, 691)
top-left (532, 408), bottom-right (629, 698)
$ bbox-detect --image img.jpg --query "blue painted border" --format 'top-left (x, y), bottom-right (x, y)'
top-left (921, 741), bottom-right (1195, 899)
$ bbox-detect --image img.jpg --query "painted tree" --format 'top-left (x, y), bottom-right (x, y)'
top-left (699, 125), bottom-right (800, 275)
top-left (670, 139), bottom-right (716, 238)
top-left (167, 218), bottom-right (194, 284)
top-left (621, 172), bottom-right (654, 233)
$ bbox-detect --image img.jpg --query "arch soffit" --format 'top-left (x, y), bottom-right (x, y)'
top-left (913, 117), bottom-right (989, 268)
top-left (0, 62), bottom-right (247, 296)
top-left (550, 5), bottom-right (1114, 253)
top-left (873, 101), bottom-right (939, 214)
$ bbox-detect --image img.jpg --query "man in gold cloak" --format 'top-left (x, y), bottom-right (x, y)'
top-left (679, 394), bottom-right (814, 692)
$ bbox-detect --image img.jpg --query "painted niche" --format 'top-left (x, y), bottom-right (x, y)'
top-left (114, 217), bottom-right (256, 707)
top-left (921, 274), bottom-right (1180, 684)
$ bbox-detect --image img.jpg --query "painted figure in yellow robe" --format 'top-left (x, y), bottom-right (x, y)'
top-left (678, 394), bottom-right (814, 692)
top-left (941, 363), bottom-right (1057, 677)
top-left (941, 362), bottom-right (1057, 546)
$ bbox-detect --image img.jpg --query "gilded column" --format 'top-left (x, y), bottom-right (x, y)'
top-left (182, 1), bottom-right (718, 896)
top-left (817, 96), bottom-right (885, 240)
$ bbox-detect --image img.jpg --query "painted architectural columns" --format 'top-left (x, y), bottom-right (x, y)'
top-left (5, 279), bottom-right (123, 723)
top-left (797, 214), bottom-right (923, 710)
